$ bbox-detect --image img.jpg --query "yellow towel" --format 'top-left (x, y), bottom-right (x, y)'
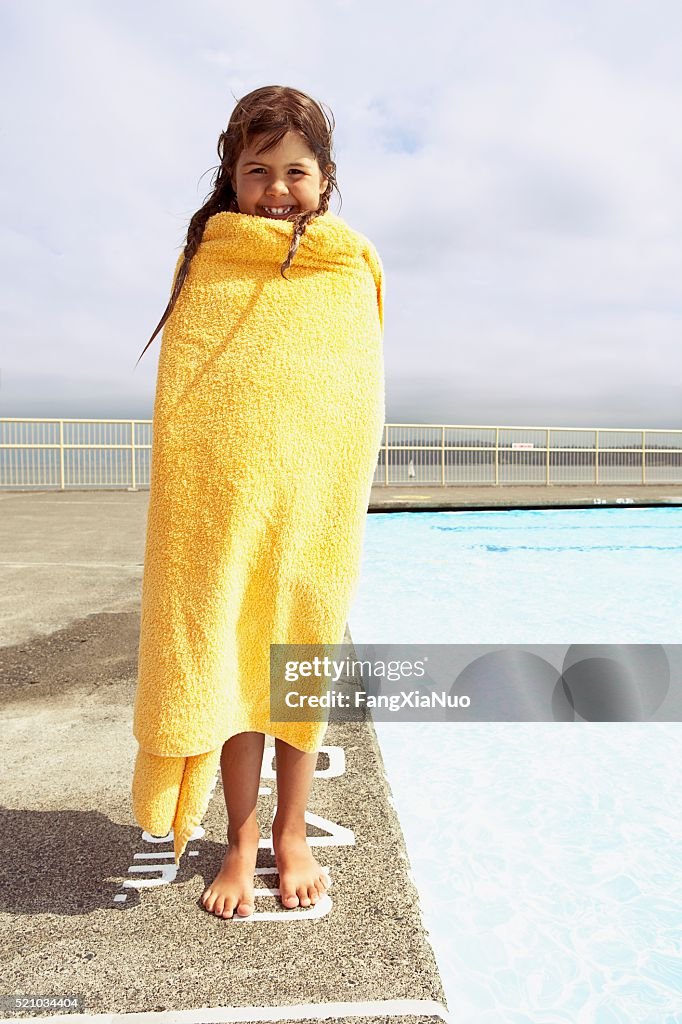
top-left (132, 210), bottom-right (385, 865)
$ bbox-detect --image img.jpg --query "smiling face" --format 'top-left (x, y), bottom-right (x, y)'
top-left (231, 130), bottom-right (329, 220)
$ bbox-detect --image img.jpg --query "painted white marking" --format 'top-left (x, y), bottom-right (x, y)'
top-left (139, 825), bottom-right (205, 846)
top-left (117, 748), bottom-right (353, 919)
top-left (118, 829), bottom-right (197, 891)
top-left (133, 852), bottom-right (174, 860)
top-left (0, 500), bottom-right (142, 504)
top-left (231, 892), bottom-right (333, 923)
top-left (260, 809), bottom-right (355, 849)
top-left (140, 829), bottom-right (179, 845)
top-left (0, 561), bottom-right (143, 568)
top-left (125, 863), bottom-right (177, 888)
top-left (254, 866), bottom-right (329, 876)
top-left (261, 745), bottom-right (346, 779)
top-left (0, 998), bottom-right (451, 1023)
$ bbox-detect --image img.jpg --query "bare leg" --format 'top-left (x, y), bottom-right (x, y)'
top-left (272, 738), bottom-right (331, 909)
top-left (201, 731), bottom-right (264, 919)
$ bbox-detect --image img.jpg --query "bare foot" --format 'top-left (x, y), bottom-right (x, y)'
top-left (272, 822), bottom-right (331, 909)
top-left (201, 832), bottom-right (260, 919)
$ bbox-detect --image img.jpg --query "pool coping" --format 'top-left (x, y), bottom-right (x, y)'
top-left (369, 483), bottom-right (682, 511)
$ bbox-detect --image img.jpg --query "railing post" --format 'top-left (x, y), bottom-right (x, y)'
top-left (642, 430), bottom-right (646, 484)
top-left (59, 419), bottom-right (65, 491)
top-left (384, 425), bottom-right (389, 485)
top-left (494, 427), bottom-right (499, 486)
top-left (546, 427), bottom-right (550, 485)
top-left (130, 420), bottom-right (137, 491)
top-left (595, 429), bottom-right (599, 485)
top-left (441, 426), bottom-right (445, 486)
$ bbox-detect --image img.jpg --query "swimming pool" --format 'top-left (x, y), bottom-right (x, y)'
top-left (348, 506), bottom-right (682, 1024)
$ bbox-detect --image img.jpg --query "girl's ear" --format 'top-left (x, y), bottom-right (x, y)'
top-left (319, 165), bottom-right (331, 194)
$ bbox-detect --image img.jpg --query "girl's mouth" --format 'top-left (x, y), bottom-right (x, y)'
top-left (260, 205), bottom-right (296, 218)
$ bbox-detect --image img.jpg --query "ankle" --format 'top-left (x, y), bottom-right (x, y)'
top-left (227, 824), bottom-right (260, 846)
top-left (272, 813), bottom-right (306, 838)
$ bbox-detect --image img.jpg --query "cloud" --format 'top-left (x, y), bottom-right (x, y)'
top-left (1, 0), bottom-right (680, 427)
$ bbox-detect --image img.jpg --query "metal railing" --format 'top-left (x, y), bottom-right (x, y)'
top-left (1, 418), bottom-right (681, 489)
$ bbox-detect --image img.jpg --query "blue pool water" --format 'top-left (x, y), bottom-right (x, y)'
top-left (347, 506), bottom-right (682, 1024)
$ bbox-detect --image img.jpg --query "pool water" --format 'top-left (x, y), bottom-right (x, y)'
top-left (347, 506), bottom-right (682, 1024)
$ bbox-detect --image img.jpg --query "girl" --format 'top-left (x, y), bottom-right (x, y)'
top-left (131, 85), bottom-right (385, 920)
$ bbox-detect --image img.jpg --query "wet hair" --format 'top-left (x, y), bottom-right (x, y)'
top-left (135, 85), bottom-right (340, 367)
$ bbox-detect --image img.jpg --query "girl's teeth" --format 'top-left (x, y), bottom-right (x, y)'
top-left (264, 206), bottom-right (293, 214)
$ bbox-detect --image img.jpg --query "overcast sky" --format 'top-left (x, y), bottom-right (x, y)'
top-left (1, 0), bottom-right (680, 430)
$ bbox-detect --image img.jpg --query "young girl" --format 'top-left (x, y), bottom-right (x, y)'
top-left (131, 85), bottom-right (385, 920)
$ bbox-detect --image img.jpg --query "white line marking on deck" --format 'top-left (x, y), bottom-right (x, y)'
top-left (0, 561), bottom-right (142, 568)
top-left (0, 997), bottom-right (451, 1024)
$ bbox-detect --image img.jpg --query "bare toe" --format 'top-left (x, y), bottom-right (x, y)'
top-left (201, 838), bottom-right (259, 920)
top-left (273, 829), bottom-right (332, 912)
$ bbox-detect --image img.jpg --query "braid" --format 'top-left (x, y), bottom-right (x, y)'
top-left (280, 183), bottom-right (332, 279)
top-left (134, 181), bottom-right (231, 368)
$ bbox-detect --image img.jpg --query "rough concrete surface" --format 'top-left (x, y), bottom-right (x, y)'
top-left (0, 491), bottom-right (449, 1023)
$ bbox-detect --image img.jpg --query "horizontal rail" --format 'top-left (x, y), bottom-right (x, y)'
top-left (1, 419), bottom-right (681, 490)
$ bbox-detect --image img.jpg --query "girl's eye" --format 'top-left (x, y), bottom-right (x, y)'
top-left (249, 168), bottom-right (303, 174)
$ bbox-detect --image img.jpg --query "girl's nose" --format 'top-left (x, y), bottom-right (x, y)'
top-left (266, 180), bottom-right (289, 194)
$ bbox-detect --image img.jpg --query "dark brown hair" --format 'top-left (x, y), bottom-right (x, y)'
top-left (135, 85), bottom-right (340, 367)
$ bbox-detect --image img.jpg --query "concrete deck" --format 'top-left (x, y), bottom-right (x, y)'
top-left (0, 490), bottom-right (449, 1024)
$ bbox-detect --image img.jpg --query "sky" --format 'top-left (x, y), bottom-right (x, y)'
top-left (1, 0), bottom-right (680, 430)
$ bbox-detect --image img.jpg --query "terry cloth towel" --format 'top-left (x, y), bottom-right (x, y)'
top-left (131, 209), bottom-right (386, 865)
